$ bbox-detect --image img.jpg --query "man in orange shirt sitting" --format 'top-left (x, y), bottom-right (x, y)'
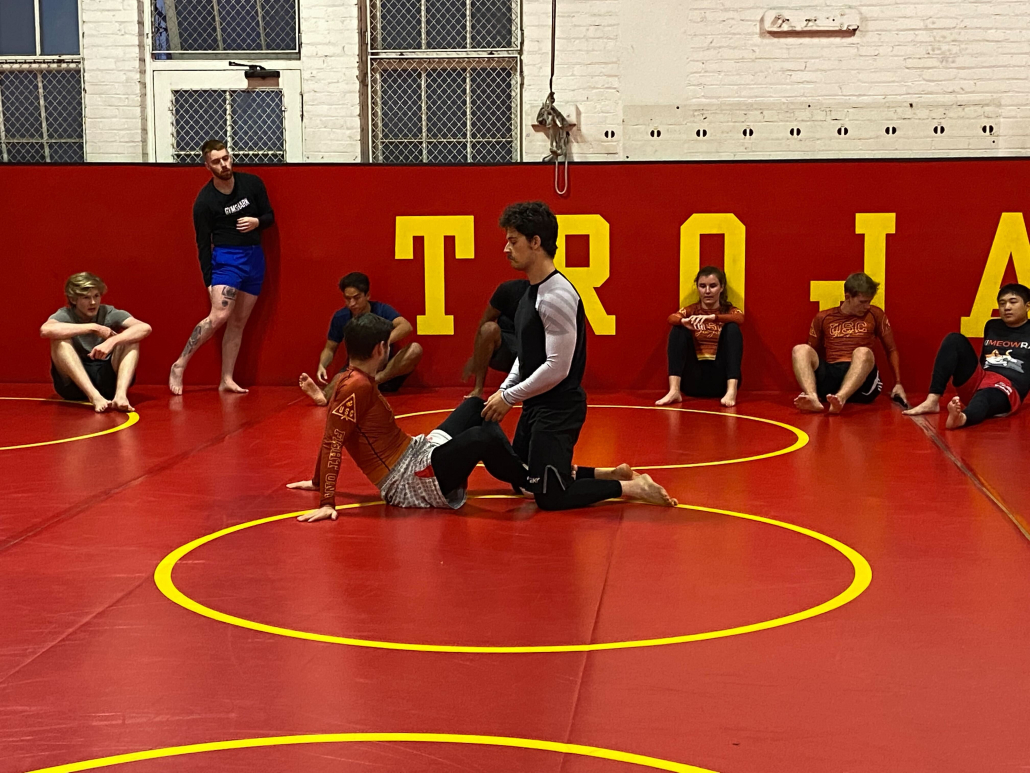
top-left (792, 272), bottom-right (907, 414)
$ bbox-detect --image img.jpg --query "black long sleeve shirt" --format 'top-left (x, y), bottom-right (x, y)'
top-left (192, 171), bottom-right (274, 286)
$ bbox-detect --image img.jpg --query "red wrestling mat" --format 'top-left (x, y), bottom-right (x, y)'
top-left (1, 386), bottom-right (1029, 773)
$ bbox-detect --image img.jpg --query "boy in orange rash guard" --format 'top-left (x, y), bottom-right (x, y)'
top-left (289, 314), bottom-right (529, 520)
top-left (656, 266), bottom-right (743, 408)
top-left (792, 272), bottom-right (907, 414)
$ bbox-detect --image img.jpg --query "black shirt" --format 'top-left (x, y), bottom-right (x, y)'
top-left (981, 318), bottom-right (1030, 398)
top-left (193, 171), bottom-right (275, 286)
top-left (489, 279), bottom-right (531, 321)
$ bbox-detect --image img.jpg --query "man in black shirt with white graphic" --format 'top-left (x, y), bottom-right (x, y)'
top-left (482, 201), bottom-right (677, 509)
top-left (463, 278), bottom-right (530, 397)
top-left (905, 283), bottom-right (1030, 428)
top-left (169, 139), bottom-right (275, 395)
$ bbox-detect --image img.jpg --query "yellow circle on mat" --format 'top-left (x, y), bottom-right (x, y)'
top-left (396, 404), bottom-right (809, 469)
top-left (22, 732), bottom-right (718, 773)
top-left (0, 397), bottom-right (138, 451)
top-left (154, 498), bottom-right (872, 654)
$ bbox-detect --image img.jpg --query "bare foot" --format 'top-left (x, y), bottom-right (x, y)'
top-left (903, 396), bottom-right (941, 416)
top-left (655, 390), bottom-right (682, 406)
top-left (623, 474), bottom-right (678, 507)
top-left (91, 394), bottom-right (112, 413)
top-left (299, 373), bottom-right (328, 406)
top-left (465, 389), bottom-right (484, 399)
top-left (946, 396), bottom-right (967, 429)
top-left (286, 480), bottom-right (318, 491)
top-left (609, 463), bottom-right (639, 481)
top-left (219, 379), bottom-right (249, 394)
top-left (111, 395), bottom-right (134, 412)
top-left (794, 393), bottom-right (824, 413)
top-left (827, 394), bottom-right (846, 415)
top-left (168, 362), bottom-right (185, 396)
top-left (720, 391), bottom-right (737, 408)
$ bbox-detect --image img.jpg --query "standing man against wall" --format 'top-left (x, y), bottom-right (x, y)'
top-left (169, 140), bottom-right (275, 395)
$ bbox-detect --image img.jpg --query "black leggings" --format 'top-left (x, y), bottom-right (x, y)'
top-left (928, 332), bottom-right (1010, 427)
top-left (533, 466), bottom-right (622, 512)
top-left (430, 397), bottom-right (528, 496)
top-left (667, 322), bottom-right (742, 398)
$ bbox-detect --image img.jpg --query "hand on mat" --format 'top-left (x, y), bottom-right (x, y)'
top-left (89, 339), bottom-right (115, 360)
top-left (286, 480), bottom-right (318, 491)
top-left (890, 383), bottom-right (908, 408)
top-left (316, 364), bottom-right (329, 384)
top-left (236, 216), bottom-right (260, 233)
top-left (297, 505), bottom-right (338, 522)
top-left (482, 390), bottom-right (512, 422)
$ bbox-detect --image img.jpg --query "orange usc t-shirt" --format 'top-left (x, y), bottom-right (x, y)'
top-left (667, 303), bottom-right (744, 360)
top-left (808, 304), bottom-right (898, 363)
top-left (312, 368), bottom-right (412, 507)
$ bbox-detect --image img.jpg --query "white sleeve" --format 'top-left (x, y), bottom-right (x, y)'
top-left (501, 284), bottom-right (578, 405)
top-left (499, 357), bottom-right (521, 397)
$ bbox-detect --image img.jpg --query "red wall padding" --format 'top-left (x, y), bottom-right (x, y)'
top-left (4, 160), bottom-right (1028, 392)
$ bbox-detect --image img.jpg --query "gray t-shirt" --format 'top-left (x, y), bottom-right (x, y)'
top-left (49, 304), bottom-right (131, 358)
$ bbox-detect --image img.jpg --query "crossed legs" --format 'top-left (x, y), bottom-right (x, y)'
top-left (169, 285), bottom-right (258, 395)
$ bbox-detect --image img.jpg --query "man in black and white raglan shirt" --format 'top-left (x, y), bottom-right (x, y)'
top-left (169, 139), bottom-right (275, 395)
top-left (482, 201), bottom-right (677, 510)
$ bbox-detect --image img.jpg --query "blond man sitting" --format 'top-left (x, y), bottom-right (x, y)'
top-left (40, 273), bottom-right (152, 412)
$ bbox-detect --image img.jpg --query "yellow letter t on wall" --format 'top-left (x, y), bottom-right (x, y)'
top-left (395, 216), bottom-right (475, 335)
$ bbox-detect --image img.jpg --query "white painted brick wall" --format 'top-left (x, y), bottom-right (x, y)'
top-left (75, 0), bottom-right (1030, 162)
top-left (81, 0), bottom-right (148, 161)
top-left (300, 0), bottom-right (363, 161)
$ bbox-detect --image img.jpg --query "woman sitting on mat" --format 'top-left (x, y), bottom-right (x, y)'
top-left (657, 265), bottom-right (743, 408)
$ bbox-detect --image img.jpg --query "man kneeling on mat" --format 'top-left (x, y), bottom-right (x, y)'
top-left (904, 283), bottom-right (1030, 429)
top-left (40, 272), bottom-right (152, 413)
top-left (792, 272), bottom-right (907, 414)
top-left (289, 313), bottom-right (532, 519)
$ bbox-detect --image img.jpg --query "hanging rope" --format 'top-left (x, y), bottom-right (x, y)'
top-left (536, 0), bottom-right (570, 194)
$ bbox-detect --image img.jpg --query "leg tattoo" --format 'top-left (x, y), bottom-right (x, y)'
top-left (220, 286), bottom-right (237, 308)
top-left (181, 320), bottom-right (209, 359)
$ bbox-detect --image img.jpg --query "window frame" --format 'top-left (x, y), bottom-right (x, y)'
top-left (150, 0), bottom-right (302, 59)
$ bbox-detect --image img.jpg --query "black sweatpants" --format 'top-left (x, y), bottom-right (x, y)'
top-left (928, 332), bottom-right (1011, 427)
top-left (512, 394), bottom-right (622, 511)
top-left (667, 322), bottom-right (743, 398)
top-left (430, 397), bottom-right (529, 496)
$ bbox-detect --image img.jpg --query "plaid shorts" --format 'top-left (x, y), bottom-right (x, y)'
top-left (379, 430), bottom-right (466, 509)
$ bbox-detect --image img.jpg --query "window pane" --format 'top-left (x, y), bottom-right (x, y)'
top-left (381, 141), bottom-right (422, 163)
top-left (47, 141), bottom-right (84, 162)
top-left (170, 0), bottom-right (220, 51)
top-left (425, 0), bottom-right (465, 49)
top-left (378, 0), bottom-right (420, 49)
top-left (427, 140), bottom-right (466, 163)
top-left (218, 0), bottom-right (262, 50)
top-left (40, 0), bottom-right (80, 55)
top-left (232, 151), bottom-right (284, 164)
top-left (6, 142), bottom-right (46, 162)
top-left (425, 69), bottom-right (465, 139)
top-left (173, 90), bottom-right (227, 156)
top-left (261, 0), bottom-right (297, 50)
top-left (471, 139), bottom-right (511, 163)
top-left (41, 71), bottom-right (83, 140)
top-left (1, 72), bottom-right (43, 139)
top-left (231, 90), bottom-right (284, 151)
top-left (380, 69), bottom-right (422, 140)
top-left (0, 0), bottom-right (37, 56)
top-left (470, 67), bottom-right (512, 139)
top-left (471, 0), bottom-right (511, 48)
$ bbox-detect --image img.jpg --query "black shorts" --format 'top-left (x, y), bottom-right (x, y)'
top-left (512, 391), bottom-right (587, 492)
top-left (815, 359), bottom-right (882, 403)
top-left (489, 318), bottom-right (518, 373)
top-left (51, 357), bottom-right (123, 401)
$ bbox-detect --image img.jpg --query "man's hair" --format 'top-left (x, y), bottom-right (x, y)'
top-left (339, 271), bottom-right (370, 295)
top-left (200, 139), bottom-right (227, 158)
top-left (64, 272), bottom-right (107, 305)
top-left (843, 272), bottom-right (879, 298)
top-left (998, 283), bottom-right (1030, 304)
top-left (695, 265), bottom-right (731, 312)
top-left (499, 201), bottom-right (559, 257)
top-left (344, 313), bottom-right (392, 360)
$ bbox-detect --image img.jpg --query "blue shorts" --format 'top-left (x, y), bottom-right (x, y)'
top-left (210, 244), bottom-right (265, 295)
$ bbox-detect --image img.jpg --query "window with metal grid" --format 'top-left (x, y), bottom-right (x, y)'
top-left (368, 0), bottom-right (520, 164)
top-left (152, 0), bottom-right (299, 57)
top-left (0, 66), bottom-right (84, 163)
top-left (172, 88), bottom-right (285, 164)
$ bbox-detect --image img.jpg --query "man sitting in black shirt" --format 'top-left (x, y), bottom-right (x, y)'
top-left (462, 278), bottom-right (529, 397)
top-left (905, 283), bottom-right (1030, 428)
top-left (481, 201), bottom-right (677, 510)
top-left (169, 139), bottom-right (274, 395)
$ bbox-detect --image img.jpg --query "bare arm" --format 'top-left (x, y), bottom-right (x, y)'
top-left (106, 317), bottom-right (152, 346)
top-left (389, 316), bottom-right (413, 346)
top-left (316, 339), bottom-right (341, 383)
top-left (40, 320), bottom-right (104, 340)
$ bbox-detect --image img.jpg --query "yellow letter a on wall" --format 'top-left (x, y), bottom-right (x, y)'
top-left (960, 213), bottom-right (1030, 336)
top-left (395, 216), bottom-right (475, 335)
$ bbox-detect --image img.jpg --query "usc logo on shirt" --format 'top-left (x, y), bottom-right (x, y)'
top-left (828, 319), bottom-right (873, 338)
